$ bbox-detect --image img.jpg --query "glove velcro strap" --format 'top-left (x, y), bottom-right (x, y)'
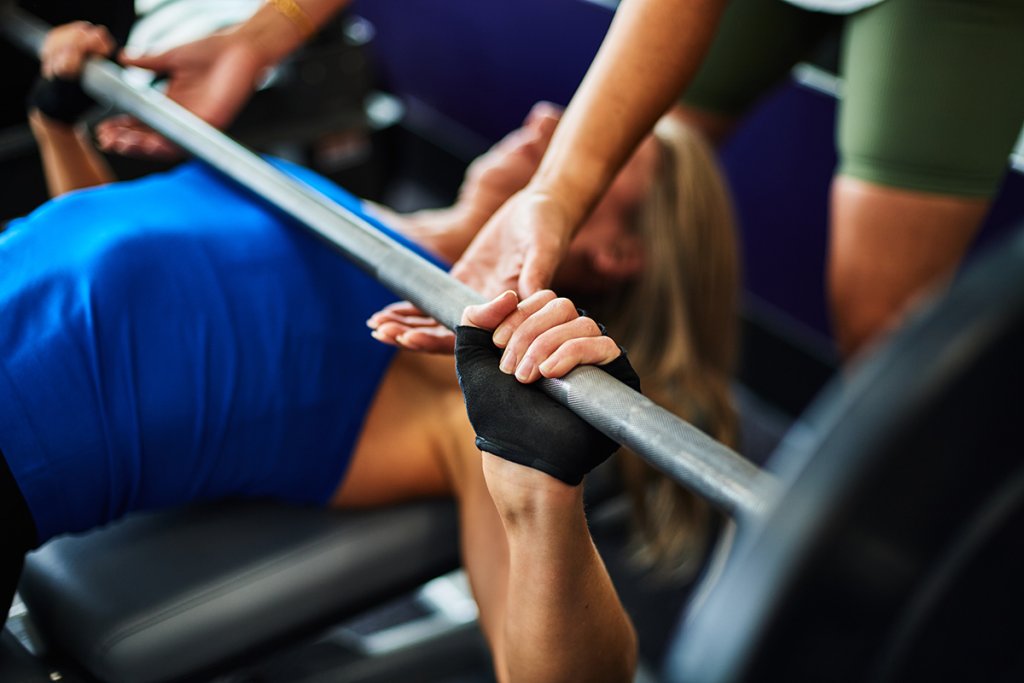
top-left (474, 436), bottom-right (584, 486)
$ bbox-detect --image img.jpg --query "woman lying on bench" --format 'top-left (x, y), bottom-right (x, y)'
top-left (1, 22), bottom-right (740, 683)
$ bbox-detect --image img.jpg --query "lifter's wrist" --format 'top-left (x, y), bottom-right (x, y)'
top-left (29, 108), bottom-right (78, 138)
top-left (482, 452), bottom-right (583, 530)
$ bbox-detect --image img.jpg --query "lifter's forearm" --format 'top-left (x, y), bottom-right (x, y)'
top-left (29, 111), bottom-right (114, 196)
top-left (531, 0), bottom-right (726, 230)
top-left (485, 458), bottom-right (637, 683)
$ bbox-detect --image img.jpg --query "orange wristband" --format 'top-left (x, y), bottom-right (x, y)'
top-left (265, 0), bottom-right (316, 39)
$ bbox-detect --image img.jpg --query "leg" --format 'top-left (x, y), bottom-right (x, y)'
top-left (831, 0), bottom-right (1024, 358)
top-left (673, 0), bottom-right (839, 145)
top-left (828, 178), bottom-right (987, 357)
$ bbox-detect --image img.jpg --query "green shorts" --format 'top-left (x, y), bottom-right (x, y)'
top-left (682, 0), bottom-right (1024, 197)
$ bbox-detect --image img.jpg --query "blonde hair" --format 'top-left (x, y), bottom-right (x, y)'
top-left (588, 117), bottom-right (741, 580)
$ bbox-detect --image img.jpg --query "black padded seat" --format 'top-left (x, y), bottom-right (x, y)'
top-left (18, 498), bottom-right (459, 683)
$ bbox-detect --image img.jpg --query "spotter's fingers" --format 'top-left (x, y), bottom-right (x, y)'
top-left (367, 304), bottom-right (437, 331)
top-left (95, 116), bottom-right (180, 159)
top-left (370, 300), bottom-right (425, 319)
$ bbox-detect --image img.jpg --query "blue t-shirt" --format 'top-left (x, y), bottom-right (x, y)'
top-left (0, 159), bottom-right (443, 543)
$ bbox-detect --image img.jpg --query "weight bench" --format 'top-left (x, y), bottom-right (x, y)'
top-left (10, 388), bottom-right (789, 683)
top-left (16, 499), bottom-right (459, 683)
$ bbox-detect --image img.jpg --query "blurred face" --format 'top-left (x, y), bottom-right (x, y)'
top-left (551, 135), bottom-right (661, 294)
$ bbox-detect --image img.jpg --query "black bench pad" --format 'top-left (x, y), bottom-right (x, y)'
top-left (19, 499), bottom-right (459, 683)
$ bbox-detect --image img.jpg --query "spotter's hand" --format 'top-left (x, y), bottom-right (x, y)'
top-left (450, 189), bottom-right (573, 301)
top-left (95, 31), bottom-right (266, 159)
top-left (366, 104), bottom-right (564, 356)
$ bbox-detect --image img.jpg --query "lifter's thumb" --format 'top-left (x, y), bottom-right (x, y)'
top-left (461, 291), bottom-right (519, 330)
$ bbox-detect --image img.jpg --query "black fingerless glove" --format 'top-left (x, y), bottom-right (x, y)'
top-left (28, 76), bottom-right (97, 125)
top-left (455, 324), bottom-right (641, 486)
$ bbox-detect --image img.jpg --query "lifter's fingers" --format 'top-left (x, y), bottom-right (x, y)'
top-left (499, 295), bottom-right (579, 376)
top-left (537, 336), bottom-right (624, 380)
top-left (512, 316), bottom-right (605, 383)
top-left (81, 25), bottom-right (116, 60)
top-left (45, 24), bottom-right (115, 79)
top-left (490, 289), bottom-right (557, 347)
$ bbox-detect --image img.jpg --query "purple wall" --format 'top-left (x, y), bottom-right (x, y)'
top-left (352, 0), bottom-right (613, 142)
